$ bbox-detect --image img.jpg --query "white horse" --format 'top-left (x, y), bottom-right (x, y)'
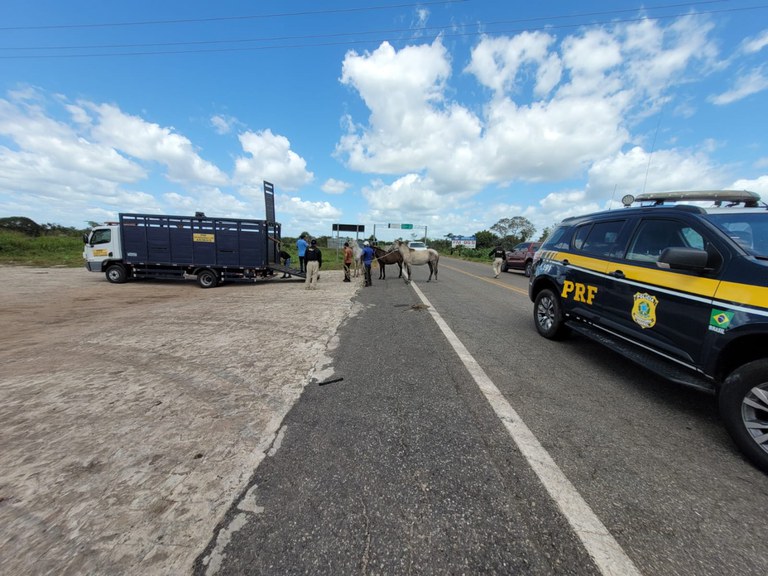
top-left (351, 241), bottom-right (363, 278)
top-left (396, 240), bottom-right (439, 283)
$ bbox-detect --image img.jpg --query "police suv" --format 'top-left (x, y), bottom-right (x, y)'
top-left (528, 190), bottom-right (768, 473)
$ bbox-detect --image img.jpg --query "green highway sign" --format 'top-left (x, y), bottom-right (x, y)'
top-left (401, 224), bottom-right (413, 229)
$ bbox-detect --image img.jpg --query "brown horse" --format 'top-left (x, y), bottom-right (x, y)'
top-left (396, 240), bottom-right (439, 282)
top-left (373, 245), bottom-right (403, 279)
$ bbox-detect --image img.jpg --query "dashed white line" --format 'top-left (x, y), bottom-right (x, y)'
top-left (409, 281), bottom-right (643, 576)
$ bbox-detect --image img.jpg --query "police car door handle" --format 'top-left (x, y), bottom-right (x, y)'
top-left (609, 269), bottom-right (625, 279)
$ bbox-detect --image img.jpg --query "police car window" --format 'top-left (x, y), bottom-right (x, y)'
top-left (705, 213), bottom-right (767, 257)
top-left (541, 225), bottom-right (570, 250)
top-left (627, 220), bottom-right (703, 262)
top-left (572, 225), bottom-right (590, 250)
top-left (577, 220), bottom-right (626, 256)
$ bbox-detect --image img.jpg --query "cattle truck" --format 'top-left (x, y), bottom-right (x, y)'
top-left (83, 213), bottom-right (286, 288)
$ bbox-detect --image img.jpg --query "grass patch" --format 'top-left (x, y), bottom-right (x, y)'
top-left (0, 230), bottom-right (84, 267)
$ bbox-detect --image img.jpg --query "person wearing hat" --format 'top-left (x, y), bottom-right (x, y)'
top-left (361, 240), bottom-right (375, 287)
top-left (304, 238), bottom-right (322, 290)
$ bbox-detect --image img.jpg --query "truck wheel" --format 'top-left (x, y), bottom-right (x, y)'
top-left (719, 360), bottom-right (768, 473)
top-left (105, 264), bottom-right (127, 284)
top-left (533, 288), bottom-right (568, 340)
top-left (197, 269), bottom-right (218, 288)
top-left (524, 260), bottom-right (533, 277)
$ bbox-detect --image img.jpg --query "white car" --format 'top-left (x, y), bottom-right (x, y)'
top-left (408, 241), bottom-right (428, 250)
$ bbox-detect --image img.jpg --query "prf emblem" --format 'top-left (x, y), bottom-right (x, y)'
top-left (632, 292), bottom-right (658, 329)
top-left (561, 280), bottom-right (598, 304)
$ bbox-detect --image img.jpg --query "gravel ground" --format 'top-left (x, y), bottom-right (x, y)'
top-left (0, 265), bottom-right (362, 575)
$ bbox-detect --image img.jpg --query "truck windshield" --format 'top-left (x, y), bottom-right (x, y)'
top-left (89, 229), bottom-right (111, 245)
top-left (705, 213), bottom-right (768, 258)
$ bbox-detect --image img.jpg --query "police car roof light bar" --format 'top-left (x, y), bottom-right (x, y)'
top-left (623, 190), bottom-right (761, 208)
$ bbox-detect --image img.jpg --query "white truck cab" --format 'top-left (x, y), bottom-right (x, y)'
top-left (82, 223), bottom-right (122, 273)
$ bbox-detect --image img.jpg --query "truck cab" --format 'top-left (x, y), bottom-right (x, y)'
top-left (83, 223), bottom-right (122, 273)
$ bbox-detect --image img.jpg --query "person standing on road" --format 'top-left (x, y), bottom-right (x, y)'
top-left (305, 239), bottom-right (322, 290)
top-left (343, 242), bottom-right (353, 282)
top-left (279, 249), bottom-right (292, 279)
top-left (361, 241), bottom-right (375, 287)
top-left (297, 234), bottom-right (308, 273)
top-left (490, 244), bottom-right (506, 278)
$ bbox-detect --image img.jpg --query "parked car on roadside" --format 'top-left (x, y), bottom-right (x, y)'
top-left (408, 241), bottom-right (428, 251)
top-left (502, 242), bottom-right (541, 277)
top-left (528, 189), bottom-right (768, 473)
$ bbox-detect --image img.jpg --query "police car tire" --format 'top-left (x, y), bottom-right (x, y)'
top-left (533, 288), bottom-right (568, 340)
top-left (719, 359), bottom-right (768, 473)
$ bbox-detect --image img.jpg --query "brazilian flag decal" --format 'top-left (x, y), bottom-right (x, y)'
top-left (709, 309), bottom-right (734, 334)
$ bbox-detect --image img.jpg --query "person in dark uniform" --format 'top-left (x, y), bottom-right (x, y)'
top-left (304, 239), bottom-right (322, 290)
top-left (490, 244), bottom-right (505, 278)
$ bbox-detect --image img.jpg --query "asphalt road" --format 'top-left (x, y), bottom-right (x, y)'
top-left (196, 257), bottom-right (768, 576)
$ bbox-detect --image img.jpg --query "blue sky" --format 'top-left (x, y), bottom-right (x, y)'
top-left (0, 1), bottom-right (766, 241)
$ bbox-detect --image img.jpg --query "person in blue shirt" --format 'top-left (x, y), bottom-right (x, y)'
top-left (361, 241), bottom-right (375, 287)
top-left (296, 234), bottom-right (308, 273)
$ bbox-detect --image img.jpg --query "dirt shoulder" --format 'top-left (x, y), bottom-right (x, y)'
top-left (0, 266), bottom-right (361, 575)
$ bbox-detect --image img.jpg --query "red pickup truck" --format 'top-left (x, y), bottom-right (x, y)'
top-left (502, 241), bottom-right (541, 277)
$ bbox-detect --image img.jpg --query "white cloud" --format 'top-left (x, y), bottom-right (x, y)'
top-left (588, 146), bottom-right (724, 195)
top-left (710, 67), bottom-right (768, 105)
top-left (336, 14), bottom-right (722, 209)
top-left (0, 88), bottom-right (315, 228)
top-left (337, 39), bottom-right (484, 182)
top-left (82, 102), bottom-right (229, 186)
top-left (731, 175), bottom-right (768, 195)
top-left (234, 129), bottom-right (314, 191)
top-left (742, 29), bottom-right (768, 54)
top-left (464, 31), bottom-right (556, 95)
top-left (210, 114), bottom-right (240, 135)
top-left (321, 178), bottom-right (351, 194)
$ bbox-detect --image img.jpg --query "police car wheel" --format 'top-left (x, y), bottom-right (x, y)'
top-left (719, 360), bottom-right (768, 473)
top-left (533, 288), bottom-right (568, 339)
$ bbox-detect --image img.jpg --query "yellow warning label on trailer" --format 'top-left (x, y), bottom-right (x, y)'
top-left (193, 233), bottom-right (215, 243)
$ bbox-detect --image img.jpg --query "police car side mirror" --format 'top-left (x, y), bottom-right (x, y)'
top-left (656, 247), bottom-right (708, 271)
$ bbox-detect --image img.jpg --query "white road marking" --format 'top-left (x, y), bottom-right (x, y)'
top-left (410, 282), bottom-right (643, 576)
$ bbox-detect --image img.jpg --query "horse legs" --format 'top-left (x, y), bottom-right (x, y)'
top-left (379, 263), bottom-right (385, 280)
top-left (397, 262), bottom-right (402, 278)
